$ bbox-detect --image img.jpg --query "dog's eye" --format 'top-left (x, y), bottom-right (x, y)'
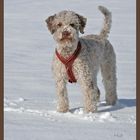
top-left (70, 23), bottom-right (75, 27)
top-left (57, 22), bottom-right (62, 27)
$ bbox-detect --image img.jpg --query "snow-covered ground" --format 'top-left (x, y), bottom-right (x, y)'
top-left (4, 0), bottom-right (136, 140)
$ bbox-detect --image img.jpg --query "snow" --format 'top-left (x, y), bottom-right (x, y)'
top-left (4, 0), bottom-right (136, 140)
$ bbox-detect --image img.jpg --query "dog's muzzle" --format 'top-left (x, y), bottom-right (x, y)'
top-left (62, 31), bottom-right (71, 38)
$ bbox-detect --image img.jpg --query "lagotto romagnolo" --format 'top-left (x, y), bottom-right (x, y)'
top-left (45, 6), bottom-right (117, 113)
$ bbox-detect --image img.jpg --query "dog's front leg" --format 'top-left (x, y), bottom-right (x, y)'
top-left (79, 79), bottom-right (98, 113)
top-left (56, 80), bottom-right (69, 113)
top-left (84, 84), bottom-right (98, 113)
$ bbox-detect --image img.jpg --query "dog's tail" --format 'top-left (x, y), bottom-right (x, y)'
top-left (98, 6), bottom-right (112, 40)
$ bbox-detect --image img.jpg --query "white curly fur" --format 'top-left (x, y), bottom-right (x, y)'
top-left (45, 6), bottom-right (117, 113)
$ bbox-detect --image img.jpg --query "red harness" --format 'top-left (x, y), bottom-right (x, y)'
top-left (55, 41), bottom-right (82, 83)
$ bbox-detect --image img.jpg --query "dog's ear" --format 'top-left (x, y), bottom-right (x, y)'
top-left (76, 14), bottom-right (87, 34)
top-left (45, 14), bottom-right (56, 34)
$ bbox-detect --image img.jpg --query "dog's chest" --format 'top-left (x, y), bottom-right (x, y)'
top-left (52, 56), bottom-right (67, 79)
top-left (52, 54), bottom-right (81, 81)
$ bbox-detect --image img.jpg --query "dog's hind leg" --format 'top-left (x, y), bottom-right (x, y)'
top-left (100, 41), bottom-right (117, 105)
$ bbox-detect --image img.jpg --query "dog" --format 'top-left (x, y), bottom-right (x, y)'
top-left (45, 6), bottom-right (117, 113)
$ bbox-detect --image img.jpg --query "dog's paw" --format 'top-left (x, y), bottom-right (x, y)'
top-left (106, 94), bottom-right (117, 105)
top-left (57, 105), bottom-right (69, 113)
top-left (84, 104), bottom-right (97, 113)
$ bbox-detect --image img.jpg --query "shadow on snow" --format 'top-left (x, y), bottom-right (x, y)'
top-left (69, 98), bottom-right (136, 113)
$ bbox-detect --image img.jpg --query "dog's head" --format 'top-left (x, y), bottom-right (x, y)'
top-left (45, 11), bottom-right (87, 44)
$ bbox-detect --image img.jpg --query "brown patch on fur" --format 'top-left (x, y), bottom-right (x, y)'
top-left (76, 14), bottom-right (87, 34)
top-left (45, 15), bottom-right (56, 34)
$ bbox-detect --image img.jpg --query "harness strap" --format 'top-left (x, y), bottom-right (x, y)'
top-left (55, 41), bottom-right (82, 83)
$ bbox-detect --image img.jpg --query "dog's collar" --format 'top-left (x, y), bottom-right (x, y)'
top-left (55, 41), bottom-right (82, 83)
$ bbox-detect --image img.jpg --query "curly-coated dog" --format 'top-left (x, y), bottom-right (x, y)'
top-left (45, 6), bottom-right (117, 113)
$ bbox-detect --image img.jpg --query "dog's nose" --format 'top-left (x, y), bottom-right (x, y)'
top-left (62, 31), bottom-right (70, 37)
